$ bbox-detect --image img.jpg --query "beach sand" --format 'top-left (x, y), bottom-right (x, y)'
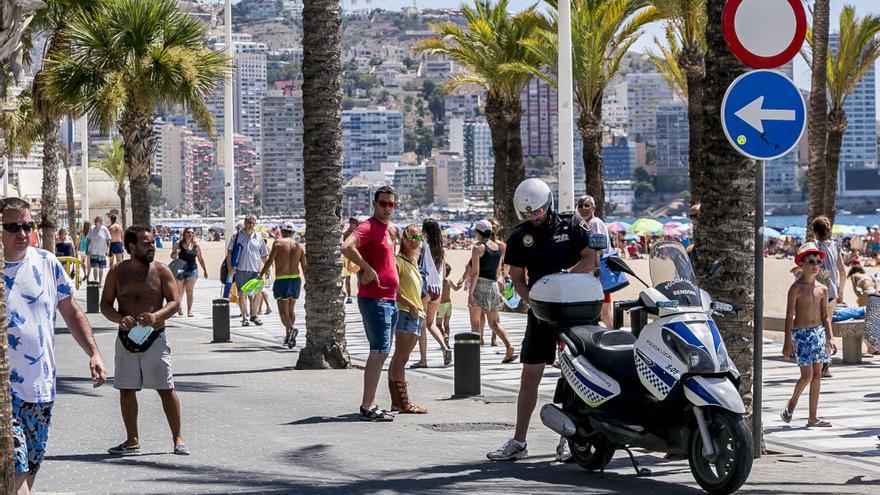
top-left (157, 239), bottom-right (869, 319)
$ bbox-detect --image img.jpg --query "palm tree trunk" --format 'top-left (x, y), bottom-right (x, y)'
top-left (578, 109), bottom-right (606, 219)
top-left (824, 110), bottom-right (847, 226)
top-left (697, 0), bottom-right (755, 423)
top-left (119, 106), bottom-right (159, 227)
top-left (807, 0), bottom-right (830, 233)
top-left (118, 185), bottom-right (127, 229)
top-left (484, 93), bottom-right (518, 237)
top-left (40, 116), bottom-right (61, 251)
top-left (65, 159), bottom-right (76, 233)
top-left (0, 239), bottom-right (12, 492)
top-left (296, 0), bottom-right (350, 370)
top-left (503, 96), bottom-right (525, 237)
top-left (681, 45), bottom-right (705, 203)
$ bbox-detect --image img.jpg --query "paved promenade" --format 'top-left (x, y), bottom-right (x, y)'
top-left (31, 281), bottom-right (880, 494)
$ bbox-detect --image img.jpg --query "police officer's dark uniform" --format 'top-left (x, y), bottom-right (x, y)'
top-left (505, 211), bottom-right (591, 365)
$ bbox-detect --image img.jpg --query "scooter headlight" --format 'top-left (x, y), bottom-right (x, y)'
top-left (662, 328), bottom-right (715, 372)
top-left (715, 337), bottom-right (736, 373)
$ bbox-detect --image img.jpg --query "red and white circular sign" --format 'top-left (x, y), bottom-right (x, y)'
top-left (722, 0), bottom-right (806, 69)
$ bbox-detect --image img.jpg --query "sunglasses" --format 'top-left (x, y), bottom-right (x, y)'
top-left (404, 234), bottom-right (423, 242)
top-left (377, 200), bottom-right (396, 209)
top-left (802, 258), bottom-right (822, 265)
top-left (3, 222), bottom-right (35, 234)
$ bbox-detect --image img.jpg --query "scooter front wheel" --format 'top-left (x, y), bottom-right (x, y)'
top-left (688, 410), bottom-right (753, 494)
top-left (568, 438), bottom-right (615, 472)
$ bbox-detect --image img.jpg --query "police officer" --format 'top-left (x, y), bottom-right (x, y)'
top-left (487, 178), bottom-right (599, 461)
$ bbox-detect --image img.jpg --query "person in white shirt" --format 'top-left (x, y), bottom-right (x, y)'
top-left (86, 216), bottom-right (112, 284)
top-left (2, 197), bottom-right (107, 495)
top-left (225, 215), bottom-right (269, 327)
top-left (577, 195), bottom-right (613, 328)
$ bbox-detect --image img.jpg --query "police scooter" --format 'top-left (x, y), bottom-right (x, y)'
top-left (530, 240), bottom-right (752, 495)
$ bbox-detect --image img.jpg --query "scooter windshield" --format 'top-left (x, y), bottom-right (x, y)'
top-left (649, 241), bottom-right (701, 307)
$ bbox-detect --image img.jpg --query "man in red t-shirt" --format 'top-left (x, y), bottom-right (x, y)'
top-left (341, 185), bottom-right (400, 421)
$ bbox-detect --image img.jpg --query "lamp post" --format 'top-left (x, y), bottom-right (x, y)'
top-left (223, 0), bottom-right (235, 237)
top-left (557, 0), bottom-right (575, 214)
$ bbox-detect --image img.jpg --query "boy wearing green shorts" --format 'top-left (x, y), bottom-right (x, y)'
top-left (436, 263), bottom-right (461, 344)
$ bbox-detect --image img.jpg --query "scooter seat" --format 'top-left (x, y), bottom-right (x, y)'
top-left (566, 326), bottom-right (639, 385)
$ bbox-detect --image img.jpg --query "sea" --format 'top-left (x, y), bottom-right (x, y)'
top-left (610, 214), bottom-right (880, 229)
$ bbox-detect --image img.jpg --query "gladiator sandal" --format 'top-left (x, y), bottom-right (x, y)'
top-left (388, 378), bottom-right (403, 411)
top-left (390, 379), bottom-right (427, 414)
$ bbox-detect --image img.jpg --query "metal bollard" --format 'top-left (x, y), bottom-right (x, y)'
top-left (86, 281), bottom-right (100, 313)
top-left (212, 298), bottom-right (231, 343)
top-left (453, 332), bottom-right (481, 397)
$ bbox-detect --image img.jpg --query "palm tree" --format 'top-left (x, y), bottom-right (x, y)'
top-left (648, 0), bottom-right (706, 203)
top-left (807, 0), bottom-right (830, 232)
top-left (0, 1), bottom-right (47, 490)
top-left (414, 0), bottom-right (546, 234)
top-left (295, 0), bottom-right (351, 369)
top-left (693, 0), bottom-right (755, 419)
top-left (92, 137), bottom-right (127, 227)
top-left (43, 0), bottom-right (228, 226)
top-left (805, 6), bottom-right (880, 226)
top-left (512, 0), bottom-right (657, 218)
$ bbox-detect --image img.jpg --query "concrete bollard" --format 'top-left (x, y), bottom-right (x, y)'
top-left (453, 332), bottom-right (481, 397)
top-left (212, 298), bottom-right (231, 343)
top-left (86, 281), bottom-right (100, 313)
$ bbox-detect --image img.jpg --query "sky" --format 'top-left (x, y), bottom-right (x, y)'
top-left (356, 0), bottom-right (880, 102)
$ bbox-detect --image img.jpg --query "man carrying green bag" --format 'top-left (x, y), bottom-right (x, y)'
top-left (226, 215), bottom-right (269, 327)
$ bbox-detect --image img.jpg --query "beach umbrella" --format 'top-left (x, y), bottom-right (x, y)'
top-left (607, 221), bottom-right (631, 232)
top-left (663, 227), bottom-right (682, 237)
top-left (624, 233), bottom-right (639, 241)
top-left (664, 221), bottom-right (683, 229)
top-left (677, 223), bottom-right (693, 233)
top-left (782, 226), bottom-right (806, 236)
top-left (629, 218), bottom-right (664, 235)
top-left (831, 224), bottom-right (853, 236)
top-left (442, 228), bottom-right (460, 236)
top-left (762, 227), bottom-right (782, 238)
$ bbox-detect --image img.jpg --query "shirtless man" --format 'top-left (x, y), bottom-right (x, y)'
top-left (100, 225), bottom-right (190, 455)
top-left (259, 222), bottom-right (306, 349)
top-left (780, 242), bottom-right (838, 428)
top-left (107, 213), bottom-right (124, 267)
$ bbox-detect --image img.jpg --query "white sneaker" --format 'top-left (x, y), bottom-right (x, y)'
top-left (487, 438), bottom-right (528, 461)
top-left (555, 436), bottom-right (572, 462)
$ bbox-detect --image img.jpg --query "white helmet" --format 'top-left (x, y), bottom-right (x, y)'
top-left (513, 178), bottom-right (553, 220)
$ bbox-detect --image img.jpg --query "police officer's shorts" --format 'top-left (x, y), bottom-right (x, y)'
top-left (520, 310), bottom-right (561, 365)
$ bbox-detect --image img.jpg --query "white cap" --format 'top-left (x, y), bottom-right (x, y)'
top-left (474, 219), bottom-right (492, 234)
top-left (281, 222), bottom-right (296, 232)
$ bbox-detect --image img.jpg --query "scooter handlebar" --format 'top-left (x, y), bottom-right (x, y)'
top-left (615, 299), bottom-right (641, 311)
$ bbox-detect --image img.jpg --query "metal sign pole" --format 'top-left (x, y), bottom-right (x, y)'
top-left (753, 159), bottom-right (765, 458)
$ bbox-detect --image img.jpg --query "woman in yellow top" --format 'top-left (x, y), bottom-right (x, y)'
top-left (388, 224), bottom-right (428, 414)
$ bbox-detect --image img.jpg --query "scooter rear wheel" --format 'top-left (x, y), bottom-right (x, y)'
top-left (688, 410), bottom-right (753, 494)
top-left (568, 438), bottom-right (615, 472)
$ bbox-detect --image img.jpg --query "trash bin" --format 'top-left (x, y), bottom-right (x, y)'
top-left (86, 281), bottom-right (100, 313)
top-left (212, 298), bottom-right (231, 343)
top-left (453, 332), bottom-right (481, 397)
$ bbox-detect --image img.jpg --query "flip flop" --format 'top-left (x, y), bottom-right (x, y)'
top-left (410, 362), bottom-right (428, 369)
top-left (807, 419), bottom-right (832, 428)
top-left (502, 354), bottom-right (519, 364)
top-left (780, 404), bottom-right (793, 424)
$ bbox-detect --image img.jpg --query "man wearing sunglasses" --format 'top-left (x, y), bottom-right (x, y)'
top-left (577, 195), bottom-right (613, 328)
top-left (487, 178), bottom-right (598, 462)
top-left (2, 197), bottom-right (107, 494)
top-left (86, 216), bottom-right (111, 284)
top-left (341, 185), bottom-right (400, 421)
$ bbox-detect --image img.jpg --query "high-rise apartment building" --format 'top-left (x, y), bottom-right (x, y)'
top-left (342, 107), bottom-right (404, 180)
top-left (520, 77), bottom-right (558, 160)
top-left (765, 61), bottom-right (800, 196)
top-left (432, 151), bottom-right (465, 207)
top-left (462, 119), bottom-right (494, 197)
top-left (261, 89), bottom-right (305, 215)
top-left (626, 73), bottom-right (675, 144)
top-left (655, 103), bottom-right (689, 183)
top-left (602, 138), bottom-right (636, 181)
top-left (158, 123), bottom-right (194, 208)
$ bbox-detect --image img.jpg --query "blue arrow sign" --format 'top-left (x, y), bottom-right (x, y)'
top-left (721, 70), bottom-right (806, 161)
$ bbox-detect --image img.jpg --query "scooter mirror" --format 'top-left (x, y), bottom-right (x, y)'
top-left (605, 256), bottom-right (635, 276)
top-left (708, 260), bottom-right (724, 279)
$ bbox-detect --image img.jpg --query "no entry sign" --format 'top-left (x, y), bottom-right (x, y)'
top-left (722, 0), bottom-right (807, 69)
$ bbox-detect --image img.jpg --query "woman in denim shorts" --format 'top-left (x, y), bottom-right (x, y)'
top-left (388, 224), bottom-right (428, 414)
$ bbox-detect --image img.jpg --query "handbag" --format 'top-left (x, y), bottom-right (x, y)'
top-left (599, 250), bottom-right (629, 294)
top-left (169, 258), bottom-right (187, 276)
